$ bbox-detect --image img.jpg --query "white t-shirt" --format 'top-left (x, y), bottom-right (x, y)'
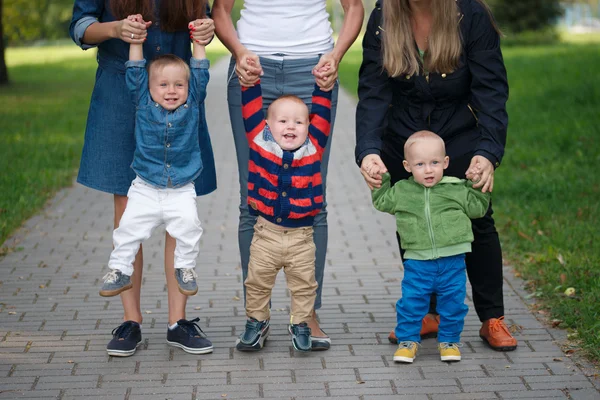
top-left (236, 0), bottom-right (334, 57)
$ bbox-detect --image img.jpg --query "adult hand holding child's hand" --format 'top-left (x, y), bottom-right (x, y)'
top-left (313, 52), bottom-right (338, 91)
top-left (118, 14), bottom-right (151, 43)
top-left (360, 154), bottom-right (388, 190)
top-left (466, 155), bottom-right (494, 193)
top-left (189, 18), bottom-right (214, 45)
top-left (235, 50), bottom-right (262, 87)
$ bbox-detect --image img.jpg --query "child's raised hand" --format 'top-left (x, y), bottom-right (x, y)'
top-left (189, 19), bottom-right (215, 45)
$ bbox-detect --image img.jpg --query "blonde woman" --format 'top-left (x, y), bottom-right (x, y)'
top-left (355, 0), bottom-right (517, 352)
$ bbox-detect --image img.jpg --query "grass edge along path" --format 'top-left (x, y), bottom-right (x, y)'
top-left (337, 38), bottom-right (600, 364)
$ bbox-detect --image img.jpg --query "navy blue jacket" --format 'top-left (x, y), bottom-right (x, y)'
top-left (355, 0), bottom-right (508, 168)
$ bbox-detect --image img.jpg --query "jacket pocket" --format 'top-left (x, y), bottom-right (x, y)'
top-left (397, 216), bottom-right (421, 248)
top-left (441, 210), bottom-right (471, 243)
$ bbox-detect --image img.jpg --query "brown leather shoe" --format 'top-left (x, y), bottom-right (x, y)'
top-left (388, 314), bottom-right (440, 344)
top-left (479, 317), bottom-right (518, 351)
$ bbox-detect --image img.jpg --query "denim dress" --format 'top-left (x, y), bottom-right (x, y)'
top-left (69, 0), bottom-right (216, 196)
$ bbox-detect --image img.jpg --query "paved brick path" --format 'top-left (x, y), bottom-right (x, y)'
top-left (1, 58), bottom-right (599, 400)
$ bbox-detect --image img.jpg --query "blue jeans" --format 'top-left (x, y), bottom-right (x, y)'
top-left (395, 255), bottom-right (469, 343)
top-left (227, 56), bottom-right (338, 310)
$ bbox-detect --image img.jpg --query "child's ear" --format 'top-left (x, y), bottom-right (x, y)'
top-left (443, 156), bottom-right (449, 169)
top-left (402, 160), bottom-right (411, 173)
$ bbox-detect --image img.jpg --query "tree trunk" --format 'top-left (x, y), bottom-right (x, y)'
top-left (0, 0), bottom-right (9, 85)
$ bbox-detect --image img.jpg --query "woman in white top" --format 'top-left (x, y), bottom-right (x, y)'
top-left (213, 0), bottom-right (363, 350)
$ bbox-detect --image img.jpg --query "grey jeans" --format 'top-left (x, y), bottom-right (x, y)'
top-left (226, 55), bottom-right (338, 310)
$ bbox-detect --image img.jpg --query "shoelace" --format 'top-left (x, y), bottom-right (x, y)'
top-left (488, 317), bottom-right (511, 334)
top-left (245, 318), bottom-right (264, 331)
top-left (177, 317), bottom-right (206, 338)
top-left (112, 321), bottom-right (136, 339)
top-left (292, 323), bottom-right (311, 335)
top-left (102, 270), bottom-right (119, 283)
top-left (397, 341), bottom-right (418, 349)
top-left (181, 268), bottom-right (198, 283)
top-left (439, 342), bottom-right (462, 350)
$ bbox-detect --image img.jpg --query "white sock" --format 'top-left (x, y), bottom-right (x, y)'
top-left (168, 322), bottom-right (178, 330)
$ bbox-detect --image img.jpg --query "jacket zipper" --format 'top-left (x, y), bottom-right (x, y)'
top-left (424, 188), bottom-right (437, 258)
top-left (467, 103), bottom-right (479, 124)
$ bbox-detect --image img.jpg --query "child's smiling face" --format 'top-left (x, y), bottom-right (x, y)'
top-left (266, 97), bottom-right (309, 151)
top-left (149, 64), bottom-right (189, 110)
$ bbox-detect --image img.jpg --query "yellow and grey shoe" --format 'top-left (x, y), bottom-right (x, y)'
top-left (438, 342), bottom-right (462, 362)
top-left (393, 341), bottom-right (418, 363)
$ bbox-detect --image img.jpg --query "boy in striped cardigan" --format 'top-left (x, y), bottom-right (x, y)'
top-left (235, 79), bottom-right (332, 352)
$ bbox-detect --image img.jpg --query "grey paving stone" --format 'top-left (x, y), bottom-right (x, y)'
top-left (0, 57), bottom-right (598, 399)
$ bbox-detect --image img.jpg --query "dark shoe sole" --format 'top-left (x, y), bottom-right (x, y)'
top-left (167, 340), bottom-right (213, 354)
top-left (99, 282), bottom-right (133, 297)
top-left (479, 335), bottom-right (517, 351)
top-left (311, 338), bottom-right (331, 351)
top-left (236, 327), bottom-right (269, 352)
top-left (177, 286), bottom-right (198, 296)
top-left (107, 341), bottom-right (141, 357)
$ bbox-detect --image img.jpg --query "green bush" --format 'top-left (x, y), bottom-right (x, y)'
top-left (488, 0), bottom-right (563, 34)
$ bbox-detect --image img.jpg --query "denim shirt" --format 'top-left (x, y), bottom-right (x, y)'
top-left (125, 58), bottom-right (210, 188)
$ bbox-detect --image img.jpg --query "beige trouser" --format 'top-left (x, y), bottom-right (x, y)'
top-left (245, 216), bottom-right (318, 324)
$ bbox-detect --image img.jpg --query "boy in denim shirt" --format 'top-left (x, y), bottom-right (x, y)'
top-left (370, 131), bottom-right (490, 363)
top-left (100, 15), bottom-right (209, 307)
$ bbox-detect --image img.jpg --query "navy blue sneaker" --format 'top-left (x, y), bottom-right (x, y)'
top-left (236, 318), bottom-right (270, 351)
top-left (106, 321), bottom-right (142, 357)
top-left (174, 268), bottom-right (198, 296)
top-left (99, 270), bottom-right (133, 297)
top-left (290, 322), bottom-right (312, 352)
top-left (166, 318), bottom-right (213, 354)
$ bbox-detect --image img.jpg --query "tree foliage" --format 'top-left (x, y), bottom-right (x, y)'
top-left (488, 0), bottom-right (564, 33)
top-left (4, 0), bottom-right (73, 45)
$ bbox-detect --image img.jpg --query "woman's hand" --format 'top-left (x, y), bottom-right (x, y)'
top-left (360, 154), bottom-right (388, 190)
top-left (116, 14), bottom-right (151, 43)
top-left (313, 52), bottom-right (339, 91)
top-left (235, 49), bottom-right (263, 87)
top-left (466, 155), bottom-right (494, 193)
top-left (189, 18), bottom-right (214, 45)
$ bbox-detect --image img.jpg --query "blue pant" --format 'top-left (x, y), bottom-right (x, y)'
top-left (395, 254), bottom-right (468, 343)
top-left (226, 56), bottom-right (339, 310)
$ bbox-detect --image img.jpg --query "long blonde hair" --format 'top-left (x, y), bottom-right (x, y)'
top-left (382, 0), bottom-right (462, 77)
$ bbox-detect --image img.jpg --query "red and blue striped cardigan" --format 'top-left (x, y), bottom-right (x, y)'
top-left (241, 82), bottom-right (332, 228)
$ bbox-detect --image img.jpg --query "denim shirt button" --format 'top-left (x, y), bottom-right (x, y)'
top-left (168, 122), bottom-right (172, 128)
top-left (166, 163), bottom-right (171, 168)
top-left (166, 143), bottom-right (171, 148)
top-left (184, 104), bottom-right (188, 108)
top-left (155, 103), bottom-right (159, 107)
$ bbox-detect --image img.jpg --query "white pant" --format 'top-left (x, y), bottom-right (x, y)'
top-left (108, 177), bottom-right (203, 276)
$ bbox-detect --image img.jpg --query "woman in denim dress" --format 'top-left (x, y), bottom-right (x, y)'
top-left (212, 0), bottom-right (364, 350)
top-left (70, 0), bottom-right (216, 356)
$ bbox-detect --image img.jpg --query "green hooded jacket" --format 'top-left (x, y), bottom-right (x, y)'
top-left (372, 173), bottom-right (491, 260)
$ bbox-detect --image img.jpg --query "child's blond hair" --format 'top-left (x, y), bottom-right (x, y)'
top-left (148, 54), bottom-right (190, 80)
top-left (404, 130), bottom-right (446, 159)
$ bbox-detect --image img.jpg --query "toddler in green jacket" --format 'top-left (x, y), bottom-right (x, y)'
top-left (371, 130), bottom-right (490, 363)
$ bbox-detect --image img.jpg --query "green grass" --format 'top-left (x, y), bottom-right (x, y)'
top-left (0, 43), bottom-right (229, 247)
top-left (338, 37), bottom-right (600, 362)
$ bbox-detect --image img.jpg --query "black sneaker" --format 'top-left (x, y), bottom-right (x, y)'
top-left (236, 318), bottom-right (270, 352)
top-left (99, 270), bottom-right (133, 297)
top-left (174, 268), bottom-right (198, 296)
top-left (166, 317), bottom-right (213, 354)
top-left (106, 321), bottom-right (142, 357)
top-left (290, 322), bottom-right (312, 352)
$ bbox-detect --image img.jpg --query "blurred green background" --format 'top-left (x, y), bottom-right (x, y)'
top-left (0, 0), bottom-right (599, 362)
